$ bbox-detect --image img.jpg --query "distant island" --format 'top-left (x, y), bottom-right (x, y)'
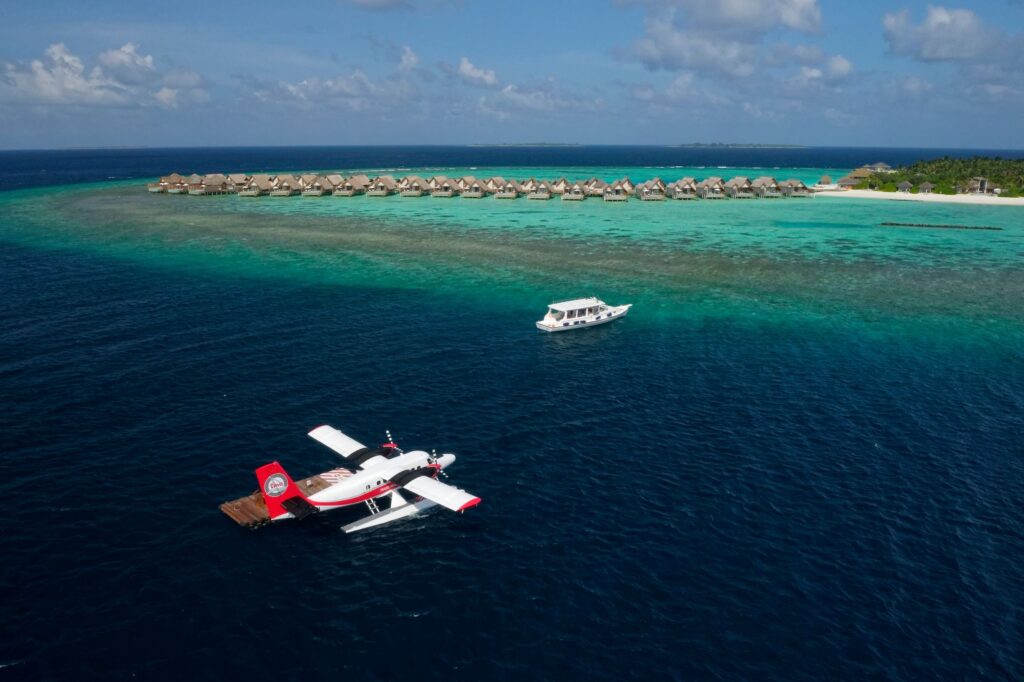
top-left (851, 157), bottom-right (1024, 197)
top-left (468, 143), bottom-right (581, 148)
top-left (671, 143), bottom-right (807, 149)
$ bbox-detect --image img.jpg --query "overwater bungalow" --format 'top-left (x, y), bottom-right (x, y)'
top-left (667, 178), bottom-right (698, 200)
top-left (751, 177), bottom-right (782, 198)
top-left (528, 180), bottom-right (554, 200)
top-left (182, 173), bottom-right (204, 194)
top-left (190, 173), bottom-right (230, 196)
top-left (367, 175), bottom-right (398, 196)
top-left (897, 181), bottom-right (913, 193)
top-left (302, 176), bottom-right (335, 197)
top-left (562, 181), bottom-right (587, 201)
top-left (697, 177), bottom-right (726, 199)
top-left (270, 175), bottom-right (300, 196)
top-left (400, 175), bottom-right (428, 197)
top-left (335, 174), bottom-right (370, 196)
top-left (226, 173), bottom-right (248, 193)
top-left (551, 178), bottom-right (570, 195)
top-left (919, 182), bottom-right (935, 194)
top-left (148, 172), bottom-right (185, 193)
top-left (725, 177), bottom-right (755, 199)
top-left (431, 176), bottom-right (458, 197)
top-left (494, 180), bottom-right (522, 199)
top-left (585, 178), bottom-right (609, 197)
top-left (780, 179), bottom-right (811, 197)
top-left (300, 174), bottom-right (318, 189)
top-left (239, 174), bottom-right (275, 197)
top-left (461, 177), bottom-right (487, 198)
top-left (484, 177), bottom-right (506, 194)
top-left (604, 179), bottom-right (632, 202)
top-left (519, 178), bottom-right (539, 194)
top-left (637, 178), bottom-right (667, 201)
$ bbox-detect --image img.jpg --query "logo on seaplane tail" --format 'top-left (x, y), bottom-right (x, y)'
top-left (263, 473), bottom-right (288, 497)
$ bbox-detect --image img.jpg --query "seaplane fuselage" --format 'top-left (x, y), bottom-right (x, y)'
top-left (294, 451), bottom-right (454, 515)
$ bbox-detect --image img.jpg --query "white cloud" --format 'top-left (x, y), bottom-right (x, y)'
top-left (457, 57), bottom-right (498, 87)
top-left (154, 87), bottom-right (178, 108)
top-left (96, 43), bottom-right (157, 85)
top-left (478, 81), bottom-right (600, 118)
top-left (0, 43), bottom-right (129, 106)
top-left (768, 43), bottom-right (825, 65)
top-left (0, 42), bottom-right (209, 110)
top-left (827, 55), bottom-right (852, 79)
top-left (398, 46), bottom-right (419, 72)
top-left (628, 0), bottom-right (821, 36)
top-left (633, 19), bottom-right (757, 77)
top-left (665, 72), bottom-right (696, 99)
top-left (883, 6), bottom-right (992, 61)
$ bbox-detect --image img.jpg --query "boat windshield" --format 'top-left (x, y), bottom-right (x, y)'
top-left (548, 308), bottom-right (565, 321)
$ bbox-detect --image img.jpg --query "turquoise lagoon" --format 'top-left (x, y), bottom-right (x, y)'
top-left (2, 166), bottom-right (1023, 350)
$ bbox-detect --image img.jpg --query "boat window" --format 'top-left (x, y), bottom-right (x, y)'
top-left (567, 310), bottom-right (575, 319)
top-left (549, 310), bottom-right (564, 321)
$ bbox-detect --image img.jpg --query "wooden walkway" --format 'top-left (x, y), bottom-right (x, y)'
top-left (220, 473), bottom-right (334, 528)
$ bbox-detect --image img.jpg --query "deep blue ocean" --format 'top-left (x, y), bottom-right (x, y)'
top-left (1, 147), bottom-right (1022, 680)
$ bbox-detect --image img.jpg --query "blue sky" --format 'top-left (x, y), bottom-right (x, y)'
top-left (1, 0), bottom-right (1022, 149)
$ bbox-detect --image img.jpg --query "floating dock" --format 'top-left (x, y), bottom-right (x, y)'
top-left (219, 467), bottom-right (352, 528)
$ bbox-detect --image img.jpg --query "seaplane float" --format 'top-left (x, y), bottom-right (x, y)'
top-left (220, 425), bottom-right (480, 533)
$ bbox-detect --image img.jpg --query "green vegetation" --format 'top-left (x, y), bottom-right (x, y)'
top-left (856, 157), bottom-right (1024, 197)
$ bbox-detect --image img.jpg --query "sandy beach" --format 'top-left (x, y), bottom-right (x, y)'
top-left (816, 189), bottom-right (1024, 207)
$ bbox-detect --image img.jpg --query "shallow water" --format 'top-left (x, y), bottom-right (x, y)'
top-left (1, 152), bottom-right (1023, 679)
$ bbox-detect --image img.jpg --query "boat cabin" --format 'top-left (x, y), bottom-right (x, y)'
top-left (544, 298), bottom-right (606, 324)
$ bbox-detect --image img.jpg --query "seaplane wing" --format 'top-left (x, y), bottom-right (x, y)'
top-left (402, 476), bottom-right (481, 512)
top-left (307, 425), bottom-right (391, 469)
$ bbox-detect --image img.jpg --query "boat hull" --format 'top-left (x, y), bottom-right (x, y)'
top-left (536, 305), bottom-right (631, 332)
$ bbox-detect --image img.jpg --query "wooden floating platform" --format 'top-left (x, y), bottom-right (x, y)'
top-left (219, 472), bottom-right (335, 528)
top-left (879, 222), bottom-right (1002, 231)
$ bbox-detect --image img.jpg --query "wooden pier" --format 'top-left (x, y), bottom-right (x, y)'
top-left (219, 471), bottom-right (337, 528)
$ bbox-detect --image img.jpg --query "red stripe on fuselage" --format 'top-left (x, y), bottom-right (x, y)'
top-left (308, 482), bottom-right (399, 508)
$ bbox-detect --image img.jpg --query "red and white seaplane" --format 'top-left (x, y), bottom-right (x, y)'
top-left (223, 425), bottom-right (481, 533)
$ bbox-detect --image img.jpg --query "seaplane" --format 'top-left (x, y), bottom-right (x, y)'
top-left (220, 425), bottom-right (481, 533)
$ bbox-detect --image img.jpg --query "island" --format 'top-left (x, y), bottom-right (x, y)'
top-left (844, 157), bottom-right (1024, 197)
top-left (670, 143), bottom-right (807, 149)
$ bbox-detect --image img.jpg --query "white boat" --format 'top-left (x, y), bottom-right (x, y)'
top-left (536, 297), bottom-right (632, 332)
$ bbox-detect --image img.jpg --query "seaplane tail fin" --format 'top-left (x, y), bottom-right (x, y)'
top-left (255, 461), bottom-right (307, 520)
